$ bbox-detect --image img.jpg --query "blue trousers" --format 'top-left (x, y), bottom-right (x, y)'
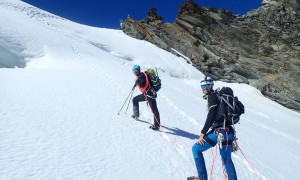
top-left (192, 129), bottom-right (237, 180)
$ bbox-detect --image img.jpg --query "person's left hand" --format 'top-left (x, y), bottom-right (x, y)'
top-left (197, 133), bottom-right (206, 145)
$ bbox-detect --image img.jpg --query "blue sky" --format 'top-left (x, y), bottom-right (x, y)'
top-left (22, 0), bottom-right (261, 29)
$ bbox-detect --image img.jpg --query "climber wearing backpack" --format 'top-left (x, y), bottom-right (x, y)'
top-left (131, 64), bottom-right (160, 130)
top-left (188, 76), bottom-right (237, 180)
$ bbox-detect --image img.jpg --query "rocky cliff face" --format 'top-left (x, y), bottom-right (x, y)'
top-left (121, 0), bottom-right (300, 112)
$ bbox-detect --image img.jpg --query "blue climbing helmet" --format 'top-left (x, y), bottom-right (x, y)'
top-left (132, 64), bottom-right (140, 71)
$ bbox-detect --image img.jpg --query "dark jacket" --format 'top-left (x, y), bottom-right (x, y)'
top-left (201, 91), bottom-right (220, 134)
top-left (136, 72), bottom-right (156, 98)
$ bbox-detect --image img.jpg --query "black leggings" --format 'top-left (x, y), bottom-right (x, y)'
top-left (132, 94), bottom-right (160, 126)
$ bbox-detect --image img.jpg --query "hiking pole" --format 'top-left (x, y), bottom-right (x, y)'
top-left (117, 83), bottom-right (136, 115)
top-left (155, 67), bottom-right (159, 77)
top-left (125, 87), bottom-right (134, 114)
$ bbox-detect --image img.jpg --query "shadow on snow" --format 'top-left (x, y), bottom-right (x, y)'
top-left (136, 119), bottom-right (199, 140)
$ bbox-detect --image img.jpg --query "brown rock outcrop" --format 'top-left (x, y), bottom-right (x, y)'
top-left (121, 0), bottom-right (300, 112)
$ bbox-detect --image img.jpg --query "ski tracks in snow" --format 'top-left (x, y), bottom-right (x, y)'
top-left (160, 93), bottom-right (199, 126)
top-left (58, 31), bottom-right (125, 96)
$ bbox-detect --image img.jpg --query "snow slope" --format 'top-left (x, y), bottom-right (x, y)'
top-left (1, 0), bottom-right (300, 179)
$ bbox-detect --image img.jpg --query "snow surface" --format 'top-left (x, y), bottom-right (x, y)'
top-left (1, 0), bottom-right (300, 179)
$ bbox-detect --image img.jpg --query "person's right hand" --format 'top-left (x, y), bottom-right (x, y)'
top-left (198, 133), bottom-right (206, 145)
top-left (132, 83), bottom-right (137, 90)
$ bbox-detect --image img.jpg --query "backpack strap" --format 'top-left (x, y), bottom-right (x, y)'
top-left (220, 95), bottom-right (235, 110)
top-left (137, 72), bottom-right (150, 93)
top-left (221, 95), bottom-right (238, 139)
top-left (219, 95), bottom-right (235, 129)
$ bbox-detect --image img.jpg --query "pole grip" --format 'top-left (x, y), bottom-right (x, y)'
top-left (132, 82), bottom-right (137, 90)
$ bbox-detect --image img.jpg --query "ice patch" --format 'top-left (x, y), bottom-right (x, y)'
top-left (0, 45), bottom-right (25, 68)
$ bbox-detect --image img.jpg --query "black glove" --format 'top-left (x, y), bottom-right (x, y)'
top-left (132, 83), bottom-right (137, 90)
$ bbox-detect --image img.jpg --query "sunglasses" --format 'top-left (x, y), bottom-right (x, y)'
top-left (201, 84), bottom-right (212, 89)
top-left (132, 69), bottom-right (140, 73)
